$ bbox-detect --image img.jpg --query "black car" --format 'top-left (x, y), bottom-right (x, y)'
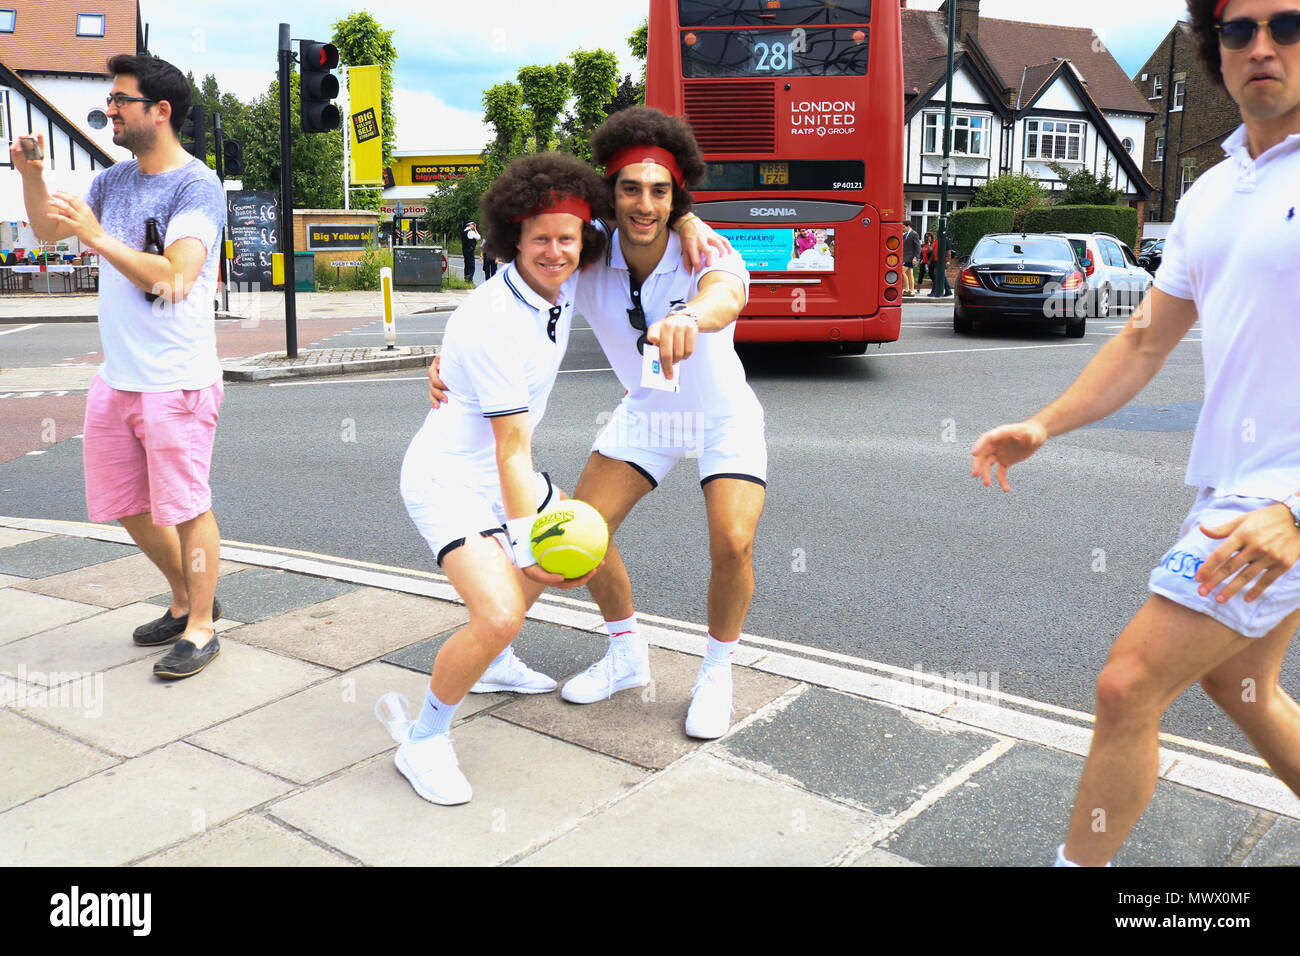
top-left (1138, 238), bottom-right (1164, 275)
top-left (954, 233), bottom-right (1090, 337)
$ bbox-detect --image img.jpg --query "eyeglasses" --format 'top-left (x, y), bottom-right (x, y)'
top-left (105, 93), bottom-right (156, 109)
top-left (1217, 12), bottom-right (1300, 50)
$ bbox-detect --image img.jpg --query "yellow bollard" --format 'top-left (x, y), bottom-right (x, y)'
top-left (381, 266), bottom-right (396, 349)
top-left (271, 253), bottom-right (284, 287)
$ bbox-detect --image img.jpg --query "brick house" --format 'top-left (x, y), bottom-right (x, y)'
top-left (0, 0), bottom-right (144, 250)
top-left (1131, 21), bottom-right (1241, 233)
top-left (903, 0), bottom-right (1154, 239)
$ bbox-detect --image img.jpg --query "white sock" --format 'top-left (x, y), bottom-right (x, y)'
top-left (1054, 844), bottom-right (1081, 867)
top-left (487, 645), bottom-right (511, 669)
top-left (605, 615), bottom-right (645, 656)
top-left (410, 687), bottom-right (458, 741)
top-left (701, 634), bottom-right (737, 675)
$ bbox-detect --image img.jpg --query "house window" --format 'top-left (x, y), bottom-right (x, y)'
top-left (1122, 137), bottom-right (1135, 154)
top-left (1024, 119), bottom-right (1086, 163)
top-left (76, 13), bottom-right (105, 37)
top-left (1155, 137), bottom-right (1165, 162)
top-left (1180, 165), bottom-right (1196, 197)
top-left (1171, 79), bottom-right (1185, 111)
top-left (0, 10), bottom-right (15, 33)
top-left (1151, 75), bottom-right (1162, 98)
top-left (923, 113), bottom-right (989, 157)
top-left (909, 196), bottom-right (970, 238)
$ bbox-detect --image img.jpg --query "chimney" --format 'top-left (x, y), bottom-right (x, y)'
top-left (940, 0), bottom-right (981, 45)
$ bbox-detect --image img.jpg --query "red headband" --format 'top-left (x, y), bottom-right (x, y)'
top-left (605, 145), bottom-right (683, 187)
top-left (512, 194), bottom-right (592, 224)
top-left (1214, 0), bottom-right (1230, 16)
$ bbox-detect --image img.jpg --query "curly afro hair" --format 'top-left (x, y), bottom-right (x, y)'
top-left (1187, 0), bottom-right (1228, 88)
top-left (590, 107), bottom-right (706, 224)
top-left (480, 151), bottom-right (612, 267)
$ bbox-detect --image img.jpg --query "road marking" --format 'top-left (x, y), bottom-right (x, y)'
top-left (848, 343), bottom-right (1096, 358)
top-left (0, 324), bottom-right (39, 336)
top-left (7, 516), bottom-right (1286, 789)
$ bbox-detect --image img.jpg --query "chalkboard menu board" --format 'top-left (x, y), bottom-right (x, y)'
top-left (227, 190), bottom-right (279, 289)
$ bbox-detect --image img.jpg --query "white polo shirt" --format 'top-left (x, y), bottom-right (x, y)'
top-left (1154, 124), bottom-right (1300, 503)
top-left (576, 228), bottom-right (759, 420)
top-left (404, 262), bottom-right (576, 495)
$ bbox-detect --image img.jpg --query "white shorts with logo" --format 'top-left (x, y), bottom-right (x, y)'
top-left (401, 463), bottom-right (554, 566)
top-left (591, 397), bottom-right (767, 488)
top-left (1148, 489), bottom-right (1300, 638)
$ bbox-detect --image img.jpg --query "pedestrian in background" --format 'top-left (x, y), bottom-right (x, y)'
top-left (901, 223), bottom-right (920, 295)
top-left (461, 219), bottom-right (480, 283)
top-left (920, 231), bottom-right (938, 289)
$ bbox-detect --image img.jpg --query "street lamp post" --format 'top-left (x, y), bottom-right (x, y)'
top-left (930, 0), bottom-right (957, 298)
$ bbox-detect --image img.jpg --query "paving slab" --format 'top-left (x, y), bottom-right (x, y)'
top-left (0, 535), bottom-right (133, 577)
top-left (0, 602), bottom-right (240, 683)
top-left (0, 742), bottom-right (291, 865)
top-left (1243, 816), bottom-right (1300, 866)
top-left (269, 716), bottom-right (646, 866)
top-left (0, 528), bottom-right (48, 549)
top-left (0, 709), bottom-right (118, 812)
top-left (494, 647), bottom-right (799, 771)
top-left (145, 566), bottom-right (360, 624)
top-left (722, 686), bottom-right (1000, 813)
top-left (520, 753), bottom-right (874, 866)
top-left (0, 574), bottom-right (23, 587)
top-left (882, 743), bottom-right (1256, 867)
top-left (189, 661), bottom-right (502, 785)
top-left (0, 589), bottom-right (101, 645)
top-left (14, 553), bottom-right (245, 607)
top-left (137, 814), bottom-right (354, 867)
top-left (383, 618), bottom-right (608, 683)
top-left (11, 640), bottom-right (331, 757)
top-left (228, 587), bottom-right (467, 670)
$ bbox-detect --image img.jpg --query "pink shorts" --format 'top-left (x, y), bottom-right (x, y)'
top-left (83, 375), bottom-right (224, 527)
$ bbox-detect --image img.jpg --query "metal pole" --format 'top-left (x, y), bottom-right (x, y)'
top-left (213, 111), bottom-right (230, 313)
top-left (278, 22), bottom-right (298, 357)
top-left (341, 65), bottom-right (350, 211)
top-left (930, 0), bottom-right (957, 298)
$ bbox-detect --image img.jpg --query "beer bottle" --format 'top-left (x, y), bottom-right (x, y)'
top-left (143, 217), bottom-right (164, 303)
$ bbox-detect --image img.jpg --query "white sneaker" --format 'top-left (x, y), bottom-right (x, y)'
top-left (394, 732), bottom-right (473, 805)
top-left (470, 647), bottom-right (557, 694)
top-left (561, 644), bottom-right (650, 704)
top-left (684, 667), bottom-right (734, 739)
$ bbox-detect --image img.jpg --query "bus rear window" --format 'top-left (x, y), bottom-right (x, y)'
top-left (679, 0), bottom-right (871, 27)
top-left (681, 27), bottom-right (869, 77)
top-left (699, 160), bottom-right (866, 191)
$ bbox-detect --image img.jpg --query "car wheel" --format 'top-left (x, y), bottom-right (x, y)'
top-left (953, 310), bottom-right (972, 334)
top-left (1094, 285), bottom-right (1111, 318)
top-left (1066, 316), bottom-right (1086, 338)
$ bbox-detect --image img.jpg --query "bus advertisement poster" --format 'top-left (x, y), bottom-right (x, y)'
top-left (719, 227), bottom-right (835, 272)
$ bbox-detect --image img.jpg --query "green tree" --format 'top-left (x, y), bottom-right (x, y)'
top-left (1045, 160), bottom-right (1122, 206)
top-left (972, 172), bottom-right (1044, 209)
top-left (517, 62), bottom-right (571, 152)
top-left (227, 75), bottom-right (343, 209)
top-left (565, 49), bottom-right (619, 160)
top-left (483, 82), bottom-right (528, 162)
top-left (629, 19), bottom-right (648, 103)
top-left (332, 10), bottom-right (399, 212)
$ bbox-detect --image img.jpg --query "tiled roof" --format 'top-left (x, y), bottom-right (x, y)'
top-left (0, 0), bottom-right (142, 76)
top-left (902, 9), bottom-right (1155, 116)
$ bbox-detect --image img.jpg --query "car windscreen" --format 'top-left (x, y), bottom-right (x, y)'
top-left (972, 237), bottom-right (1074, 264)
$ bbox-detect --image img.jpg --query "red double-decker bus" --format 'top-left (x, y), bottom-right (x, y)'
top-left (647, 0), bottom-right (903, 351)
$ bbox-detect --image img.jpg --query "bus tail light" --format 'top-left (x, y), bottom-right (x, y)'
top-left (886, 236), bottom-right (899, 251)
top-left (1062, 270), bottom-right (1084, 290)
top-left (960, 268), bottom-right (980, 287)
top-left (884, 287), bottom-right (898, 301)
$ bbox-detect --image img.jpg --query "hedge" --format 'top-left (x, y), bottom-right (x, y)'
top-left (1020, 205), bottom-right (1139, 249)
top-left (948, 206), bottom-right (1014, 257)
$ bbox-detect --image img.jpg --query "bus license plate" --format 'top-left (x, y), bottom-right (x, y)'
top-left (1003, 275), bottom-right (1040, 285)
top-left (758, 162), bottom-right (789, 186)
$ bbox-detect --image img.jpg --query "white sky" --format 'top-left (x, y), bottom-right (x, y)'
top-left (142, 0), bottom-right (1189, 153)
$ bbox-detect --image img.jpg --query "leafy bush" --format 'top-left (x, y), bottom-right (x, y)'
top-left (1020, 205), bottom-right (1139, 249)
top-left (948, 206), bottom-right (1014, 257)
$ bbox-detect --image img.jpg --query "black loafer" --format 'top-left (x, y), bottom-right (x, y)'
top-left (153, 635), bottom-right (221, 680)
top-left (133, 598), bottom-right (222, 646)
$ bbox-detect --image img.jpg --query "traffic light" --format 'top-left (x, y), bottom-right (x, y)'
top-left (222, 139), bottom-right (244, 177)
top-left (299, 40), bottom-right (340, 133)
top-left (181, 104), bottom-right (206, 160)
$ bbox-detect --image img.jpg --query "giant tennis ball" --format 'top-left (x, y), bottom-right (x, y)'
top-left (531, 500), bottom-right (608, 578)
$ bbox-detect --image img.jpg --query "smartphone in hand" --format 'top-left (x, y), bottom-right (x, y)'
top-left (18, 136), bottom-right (42, 161)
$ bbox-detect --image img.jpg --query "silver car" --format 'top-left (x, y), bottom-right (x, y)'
top-left (1048, 232), bottom-right (1153, 317)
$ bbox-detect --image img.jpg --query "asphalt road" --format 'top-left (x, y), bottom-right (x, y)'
top-left (2, 300), bottom-right (1294, 758)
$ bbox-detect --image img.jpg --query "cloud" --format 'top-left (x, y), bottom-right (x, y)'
top-left (392, 89), bottom-right (493, 153)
